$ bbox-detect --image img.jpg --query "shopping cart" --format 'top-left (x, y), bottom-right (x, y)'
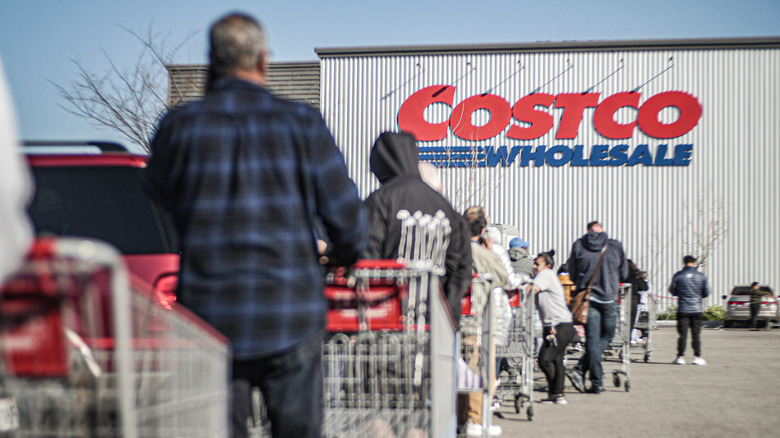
top-left (321, 210), bottom-right (458, 438)
top-left (603, 283), bottom-right (633, 391)
top-left (0, 237), bottom-right (230, 437)
top-left (493, 287), bottom-right (538, 420)
top-left (457, 272), bottom-right (505, 434)
top-left (631, 289), bottom-right (657, 362)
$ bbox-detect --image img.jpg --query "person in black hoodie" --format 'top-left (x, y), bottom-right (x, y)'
top-left (363, 131), bottom-right (472, 323)
top-left (564, 221), bottom-right (627, 394)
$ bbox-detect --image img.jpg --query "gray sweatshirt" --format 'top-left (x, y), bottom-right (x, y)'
top-left (533, 269), bottom-right (573, 327)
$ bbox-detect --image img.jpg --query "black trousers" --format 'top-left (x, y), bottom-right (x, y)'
top-left (676, 313), bottom-right (703, 357)
top-left (231, 331), bottom-right (324, 438)
top-left (750, 303), bottom-right (762, 329)
top-left (630, 290), bottom-right (640, 334)
top-left (538, 322), bottom-right (576, 395)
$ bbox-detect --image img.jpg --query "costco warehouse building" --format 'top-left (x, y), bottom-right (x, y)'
top-left (169, 37), bottom-right (780, 312)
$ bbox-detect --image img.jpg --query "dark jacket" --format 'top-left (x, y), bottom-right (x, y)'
top-left (669, 266), bottom-right (710, 313)
top-left (363, 132), bottom-right (472, 322)
top-left (626, 259), bottom-right (649, 295)
top-left (566, 231), bottom-right (628, 302)
top-left (750, 288), bottom-right (771, 305)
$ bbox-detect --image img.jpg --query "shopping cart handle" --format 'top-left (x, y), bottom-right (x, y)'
top-left (27, 237), bottom-right (57, 259)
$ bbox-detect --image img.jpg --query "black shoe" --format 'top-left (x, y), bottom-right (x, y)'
top-left (585, 385), bottom-right (605, 394)
top-left (565, 369), bottom-right (585, 393)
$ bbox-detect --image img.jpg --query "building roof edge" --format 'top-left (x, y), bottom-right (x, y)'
top-left (315, 36), bottom-right (780, 58)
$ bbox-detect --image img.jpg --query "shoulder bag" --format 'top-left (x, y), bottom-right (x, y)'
top-left (570, 242), bottom-right (609, 325)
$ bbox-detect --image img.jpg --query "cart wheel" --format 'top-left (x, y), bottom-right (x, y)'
top-left (613, 373), bottom-right (621, 387)
top-left (514, 395), bottom-right (522, 414)
top-left (625, 380), bottom-right (631, 392)
top-left (527, 404), bottom-right (534, 421)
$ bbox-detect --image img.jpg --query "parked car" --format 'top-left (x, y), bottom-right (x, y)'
top-left (23, 141), bottom-right (179, 308)
top-left (722, 285), bottom-right (778, 328)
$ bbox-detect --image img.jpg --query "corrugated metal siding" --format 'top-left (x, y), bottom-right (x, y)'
top-left (167, 64), bottom-right (207, 106)
top-left (166, 62), bottom-right (320, 109)
top-left (320, 44), bottom-right (780, 312)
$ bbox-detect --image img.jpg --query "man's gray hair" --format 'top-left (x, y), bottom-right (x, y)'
top-left (209, 13), bottom-right (266, 77)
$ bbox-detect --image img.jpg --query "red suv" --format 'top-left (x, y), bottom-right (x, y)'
top-left (23, 141), bottom-right (179, 308)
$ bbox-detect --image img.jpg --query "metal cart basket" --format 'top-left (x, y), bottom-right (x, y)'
top-left (0, 237), bottom-right (230, 437)
top-left (494, 289), bottom-right (538, 420)
top-left (321, 210), bottom-right (458, 438)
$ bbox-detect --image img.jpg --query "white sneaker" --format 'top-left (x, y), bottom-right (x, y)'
top-left (465, 421), bottom-right (502, 437)
top-left (692, 356), bottom-right (707, 366)
top-left (673, 356), bottom-right (686, 365)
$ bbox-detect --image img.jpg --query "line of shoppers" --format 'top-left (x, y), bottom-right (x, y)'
top-left (139, 10), bottom-right (726, 438)
top-left (140, 11), bottom-right (633, 433)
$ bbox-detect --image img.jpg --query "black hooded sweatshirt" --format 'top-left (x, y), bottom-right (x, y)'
top-left (565, 230), bottom-right (628, 302)
top-left (363, 132), bottom-right (472, 322)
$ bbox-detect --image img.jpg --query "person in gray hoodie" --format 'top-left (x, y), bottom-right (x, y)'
top-left (508, 237), bottom-right (534, 280)
top-left (564, 221), bottom-right (627, 394)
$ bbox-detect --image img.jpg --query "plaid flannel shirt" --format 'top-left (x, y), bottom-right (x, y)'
top-left (145, 78), bottom-right (366, 358)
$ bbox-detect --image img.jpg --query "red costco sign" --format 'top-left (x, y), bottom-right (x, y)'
top-left (398, 85), bottom-right (702, 141)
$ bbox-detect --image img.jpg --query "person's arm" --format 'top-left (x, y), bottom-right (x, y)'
top-left (309, 117), bottom-right (366, 266)
top-left (494, 244), bottom-right (522, 290)
top-left (669, 274), bottom-right (678, 297)
top-left (145, 112), bottom-right (183, 210)
top-left (701, 274), bottom-right (710, 299)
top-left (566, 242), bottom-right (579, 283)
top-left (618, 243), bottom-right (629, 282)
top-left (486, 250), bottom-right (509, 289)
top-left (362, 192), bottom-right (389, 259)
top-left (446, 216), bottom-right (473, 308)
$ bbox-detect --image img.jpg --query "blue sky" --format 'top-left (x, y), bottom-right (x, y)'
top-left (1, 0), bottom-right (778, 153)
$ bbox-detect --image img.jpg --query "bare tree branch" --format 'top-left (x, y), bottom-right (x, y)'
top-left (51, 24), bottom-right (194, 153)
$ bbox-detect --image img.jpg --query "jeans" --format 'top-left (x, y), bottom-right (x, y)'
top-left (539, 322), bottom-right (576, 395)
top-left (677, 313), bottom-right (703, 356)
top-left (231, 331), bottom-right (324, 438)
top-left (574, 301), bottom-right (617, 389)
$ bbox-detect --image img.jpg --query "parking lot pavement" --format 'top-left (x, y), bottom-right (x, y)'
top-left (492, 325), bottom-right (780, 438)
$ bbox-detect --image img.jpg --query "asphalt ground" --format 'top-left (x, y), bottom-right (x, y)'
top-left (490, 324), bottom-right (780, 438)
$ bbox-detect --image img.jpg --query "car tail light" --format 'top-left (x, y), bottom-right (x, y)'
top-left (727, 301), bottom-right (740, 307)
top-left (154, 274), bottom-right (178, 310)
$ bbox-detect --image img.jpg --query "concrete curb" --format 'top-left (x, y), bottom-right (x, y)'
top-left (654, 320), bottom-right (723, 328)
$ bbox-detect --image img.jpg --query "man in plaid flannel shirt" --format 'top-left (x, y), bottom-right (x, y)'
top-left (145, 13), bottom-right (366, 438)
